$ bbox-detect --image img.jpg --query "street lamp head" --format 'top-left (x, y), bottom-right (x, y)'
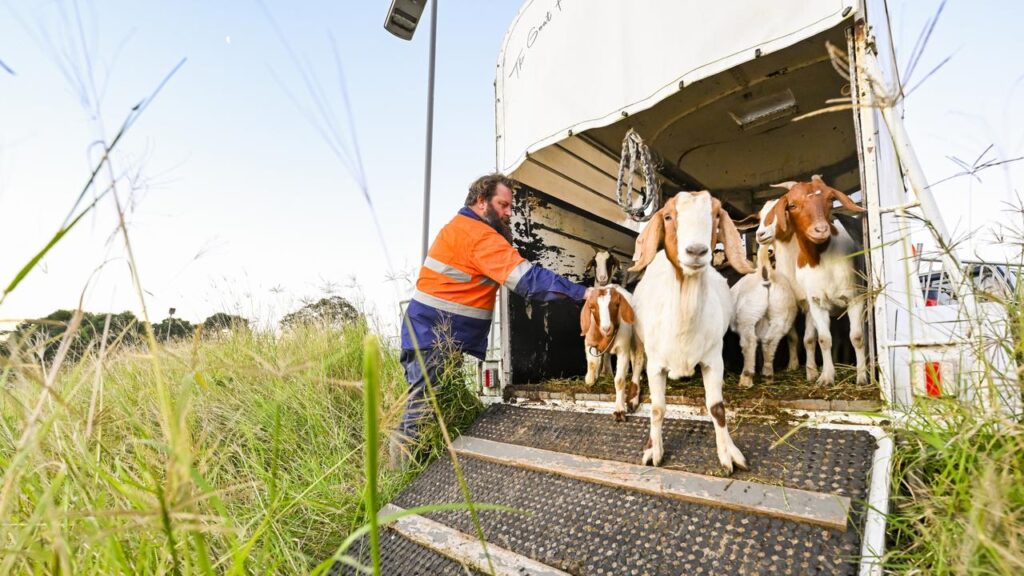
top-left (384, 0), bottom-right (427, 41)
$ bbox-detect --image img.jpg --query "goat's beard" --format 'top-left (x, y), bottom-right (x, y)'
top-left (484, 203), bottom-right (513, 243)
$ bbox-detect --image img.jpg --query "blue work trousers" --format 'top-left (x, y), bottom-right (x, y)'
top-left (398, 347), bottom-right (449, 440)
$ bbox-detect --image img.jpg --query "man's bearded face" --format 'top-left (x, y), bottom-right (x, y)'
top-left (484, 197), bottom-right (513, 242)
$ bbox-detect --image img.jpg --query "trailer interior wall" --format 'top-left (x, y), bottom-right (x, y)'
top-left (507, 186), bottom-right (637, 382)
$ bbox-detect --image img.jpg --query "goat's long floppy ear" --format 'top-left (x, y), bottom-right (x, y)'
top-left (584, 257), bottom-right (596, 275)
top-left (733, 212), bottom-right (761, 231)
top-left (579, 300), bottom-right (591, 336)
top-left (628, 205), bottom-right (668, 272)
top-left (618, 295), bottom-right (636, 325)
top-left (714, 199), bottom-right (755, 274)
top-left (769, 193), bottom-right (790, 236)
top-left (827, 185), bottom-right (867, 213)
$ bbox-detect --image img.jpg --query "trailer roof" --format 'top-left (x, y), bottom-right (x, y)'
top-left (491, 0), bottom-right (860, 224)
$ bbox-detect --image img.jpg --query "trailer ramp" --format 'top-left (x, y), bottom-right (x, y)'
top-left (335, 404), bottom-right (886, 575)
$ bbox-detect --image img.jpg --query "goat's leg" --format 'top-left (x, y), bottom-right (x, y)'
top-left (600, 354), bottom-right (612, 381)
top-left (738, 323), bottom-right (758, 389)
top-left (803, 313), bottom-right (819, 382)
top-left (612, 350), bottom-right (630, 422)
top-left (761, 333), bottom-right (783, 381)
top-left (627, 340), bottom-right (644, 413)
top-left (786, 327), bottom-right (800, 371)
top-left (848, 298), bottom-right (868, 385)
top-left (641, 364), bottom-right (667, 466)
top-left (702, 354), bottom-right (747, 473)
top-left (807, 301), bottom-right (835, 386)
top-left (584, 346), bottom-right (600, 386)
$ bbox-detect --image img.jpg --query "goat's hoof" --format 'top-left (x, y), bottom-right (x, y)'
top-left (739, 372), bottom-right (755, 389)
top-left (814, 373), bottom-right (835, 387)
top-left (718, 455), bottom-right (734, 474)
top-left (613, 411), bottom-right (625, 422)
top-left (856, 372), bottom-right (869, 386)
top-left (584, 375), bottom-right (597, 386)
top-left (626, 383), bottom-right (640, 411)
top-left (718, 448), bottom-right (747, 474)
top-left (642, 448), bottom-right (663, 467)
top-left (806, 367), bottom-right (819, 382)
top-left (761, 371), bottom-right (775, 383)
top-left (730, 446), bottom-right (749, 472)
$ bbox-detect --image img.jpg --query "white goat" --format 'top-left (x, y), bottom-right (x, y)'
top-left (629, 191), bottom-right (753, 472)
top-left (729, 244), bottom-right (799, 388)
top-left (754, 176), bottom-right (867, 386)
top-left (580, 285), bottom-right (644, 420)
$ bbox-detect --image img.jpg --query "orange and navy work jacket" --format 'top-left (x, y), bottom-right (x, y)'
top-left (401, 207), bottom-right (586, 359)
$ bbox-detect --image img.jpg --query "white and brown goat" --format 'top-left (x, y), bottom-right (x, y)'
top-left (580, 285), bottom-right (644, 421)
top-left (754, 175), bottom-right (868, 386)
top-left (584, 249), bottom-right (622, 378)
top-left (729, 244), bottom-right (800, 388)
top-left (629, 191), bottom-right (752, 472)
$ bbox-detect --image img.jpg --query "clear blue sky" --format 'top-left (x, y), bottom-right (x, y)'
top-left (1, 1), bottom-right (1021, 336)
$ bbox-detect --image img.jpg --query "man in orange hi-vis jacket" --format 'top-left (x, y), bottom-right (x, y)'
top-left (396, 173), bottom-right (592, 457)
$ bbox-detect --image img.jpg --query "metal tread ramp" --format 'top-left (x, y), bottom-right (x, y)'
top-left (333, 404), bottom-right (888, 575)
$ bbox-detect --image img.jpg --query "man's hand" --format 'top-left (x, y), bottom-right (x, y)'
top-left (583, 287), bottom-right (594, 301)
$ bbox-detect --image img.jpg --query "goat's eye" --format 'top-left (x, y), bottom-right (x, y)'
top-left (664, 215), bottom-right (673, 221)
top-left (786, 204), bottom-right (796, 210)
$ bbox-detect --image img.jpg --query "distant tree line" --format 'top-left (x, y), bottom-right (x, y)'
top-left (1, 310), bottom-right (249, 362)
top-left (1, 296), bottom-right (364, 361)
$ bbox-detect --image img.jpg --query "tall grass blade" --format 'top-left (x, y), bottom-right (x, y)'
top-left (362, 335), bottom-right (381, 576)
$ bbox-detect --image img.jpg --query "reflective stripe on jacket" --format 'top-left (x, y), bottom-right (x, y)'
top-left (400, 207), bottom-right (586, 358)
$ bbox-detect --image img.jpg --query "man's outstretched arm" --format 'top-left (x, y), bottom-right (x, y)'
top-left (471, 232), bottom-right (588, 302)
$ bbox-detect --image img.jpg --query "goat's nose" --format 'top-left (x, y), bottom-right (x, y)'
top-left (813, 223), bottom-right (830, 235)
top-left (685, 244), bottom-right (709, 257)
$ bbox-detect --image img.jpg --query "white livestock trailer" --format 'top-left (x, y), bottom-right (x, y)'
top-left (472, 0), bottom-right (1018, 418)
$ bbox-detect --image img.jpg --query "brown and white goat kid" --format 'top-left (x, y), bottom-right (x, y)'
top-left (729, 244), bottom-right (800, 388)
top-left (629, 191), bottom-right (753, 472)
top-left (580, 286), bottom-right (644, 421)
top-left (755, 175), bottom-right (868, 386)
top-left (584, 249), bottom-right (622, 378)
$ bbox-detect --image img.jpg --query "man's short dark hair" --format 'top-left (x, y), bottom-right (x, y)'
top-left (464, 173), bottom-right (516, 208)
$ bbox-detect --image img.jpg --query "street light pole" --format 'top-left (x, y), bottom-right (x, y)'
top-left (383, 0), bottom-right (437, 263)
top-left (420, 0), bottom-right (438, 262)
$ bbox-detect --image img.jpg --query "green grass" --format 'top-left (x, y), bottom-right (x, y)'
top-left (883, 400), bottom-right (1024, 575)
top-left (0, 321), bottom-right (482, 574)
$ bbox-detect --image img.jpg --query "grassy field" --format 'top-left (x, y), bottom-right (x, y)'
top-left (2, 318), bottom-right (1022, 575)
top-left (0, 321), bottom-right (481, 574)
top-left (0, 292), bottom-right (1021, 575)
